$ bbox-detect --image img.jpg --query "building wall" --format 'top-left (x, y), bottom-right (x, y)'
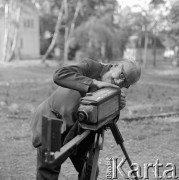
top-left (19, 7), bottom-right (40, 59)
top-left (0, 5), bottom-right (40, 61)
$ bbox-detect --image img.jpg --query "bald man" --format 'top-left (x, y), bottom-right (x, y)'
top-left (31, 58), bottom-right (141, 180)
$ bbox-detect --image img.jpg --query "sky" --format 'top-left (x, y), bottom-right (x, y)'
top-left (117, 0), bottom-right (171, 15)
top-left (117, 0), bottom-right (151, 10)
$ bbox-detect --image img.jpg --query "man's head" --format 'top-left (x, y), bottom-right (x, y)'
top-left (102, 60), bottom-right (141, 88)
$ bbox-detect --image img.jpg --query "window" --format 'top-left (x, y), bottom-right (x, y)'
top-left (23, 19), bottom-right (34, 28)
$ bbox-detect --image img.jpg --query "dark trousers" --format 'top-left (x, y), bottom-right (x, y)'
top-left (36, 131), bottom-right (98, 180)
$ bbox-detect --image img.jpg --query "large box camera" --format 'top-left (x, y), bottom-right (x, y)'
top-left (77, 88), bottom-right (121, 130)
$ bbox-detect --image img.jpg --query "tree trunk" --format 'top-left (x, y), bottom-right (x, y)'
top-left (63, 1), bottom-right (81, 64)
top-left (176, 45), bottom-right (179, 67)
top-left (68, 1), bottom-right (81, 36)
top-left (7, 5), bottom-right (21, 62)
top-left (2, 3), bottom-right (9, 62)
top-left (152, 35), bottom-right (157, 67)
top-left (143, 32), bottom-right (148, 68)
top-left (101, 42), bottom-right (106, 62)
top-left (63, 26), bottom-right (69, 64)
top-left (2, 0), bottom-right (21, 62)
top-left (41, 1), bottom-right (65, 63)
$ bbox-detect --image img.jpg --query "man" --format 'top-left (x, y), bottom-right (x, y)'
top-left (31, 58), bottom-right (141, 180)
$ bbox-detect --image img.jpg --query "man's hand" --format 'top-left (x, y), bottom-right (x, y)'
top-left (92, 79), bottom-right (119, 89)
top-left (119, 90), bottom-right (126, 110)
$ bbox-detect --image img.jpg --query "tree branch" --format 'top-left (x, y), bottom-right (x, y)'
top-left (41, 0), bottom-right (65, 62)
top-left (63, 0), bottom-right (82, 63)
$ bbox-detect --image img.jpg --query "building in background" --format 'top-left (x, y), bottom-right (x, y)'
top-left (0, 3), bottom-right (40, 61)
top-left (124, 34), bottom-right (165, 67)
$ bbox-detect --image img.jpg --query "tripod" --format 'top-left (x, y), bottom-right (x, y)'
top-left (44, 118), bottom-right (139, 180)
top-left (88, 121), bottom-right (139, 180)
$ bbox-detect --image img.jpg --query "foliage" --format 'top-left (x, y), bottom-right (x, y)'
top-left (69, 7), bottom-right (132, 61)
top-left (36, 0), bottom-right (119, 61)
top-left (165, 0), bottom-right (179, 66)
top-left (3, 0), bottom-right (179, 66)
top-left (32, 0), bottom-right (171, 62)
top-left (168, 0), bottom-right (179, 42)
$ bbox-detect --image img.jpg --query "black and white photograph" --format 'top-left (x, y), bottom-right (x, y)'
top-left (0, 0), bottom-right (179, 179)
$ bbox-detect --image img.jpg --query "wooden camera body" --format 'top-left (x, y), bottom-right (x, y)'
top-left (77, 88), bottom-right (121, 130)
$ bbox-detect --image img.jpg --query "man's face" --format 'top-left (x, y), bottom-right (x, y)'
top-left (102, 63), bottom-right (130, 88)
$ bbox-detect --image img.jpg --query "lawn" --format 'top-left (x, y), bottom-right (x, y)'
top-left (0, 60), bottom-right (179, 180)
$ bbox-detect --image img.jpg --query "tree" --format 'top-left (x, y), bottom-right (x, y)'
top-left (41, 0), bottom-right (65, 62)
top-left (149, 0), bottom-right (170, 66)
top-left (2, 0), bottom-right (22, 62)
top-left (63, 0), bottom-right (82, 64)
top-left (124, 0), bottom-right (169, 67)
top-left (71, 8), bottom-right (132, 62)
top-left (40, 0), bottom-right (117, 63)
top-left (167, 0), bottom-right (179, 67)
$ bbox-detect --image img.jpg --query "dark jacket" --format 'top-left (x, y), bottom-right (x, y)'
top-left (31, 59), bottom-right (112, 147)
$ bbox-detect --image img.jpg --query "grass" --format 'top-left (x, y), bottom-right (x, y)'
top-left (0, 60), bottom-right (179, 180)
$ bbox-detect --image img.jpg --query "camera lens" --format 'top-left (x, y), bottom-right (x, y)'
top-left (77, 111), bottom-right (88, 122)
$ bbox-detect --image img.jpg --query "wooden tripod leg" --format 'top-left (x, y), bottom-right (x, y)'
top-left (90, 130), bottom-right (104, 180)
top-left (109, 122), bottom-right (139, 180)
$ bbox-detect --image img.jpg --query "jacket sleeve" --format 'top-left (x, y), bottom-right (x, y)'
top-left (53, 59), bottom-right (104, 93)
